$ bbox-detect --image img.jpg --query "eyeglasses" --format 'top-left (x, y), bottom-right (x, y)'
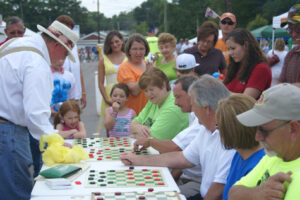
top-left (286, 26), bottom-right (300, 34)
top-left (8, 30), bottom-right (25, 35)
top-left (130, 47), bottom-right (146, 52)
top-left (221, 20), bottom-right (235, 25)
top-left (258, 120), bottom-right (290, 138)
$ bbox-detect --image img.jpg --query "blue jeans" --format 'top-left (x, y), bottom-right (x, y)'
top-left (0, 121), bottom-right (33, 200)
top-left (30, 134), bottom-right (42, 177)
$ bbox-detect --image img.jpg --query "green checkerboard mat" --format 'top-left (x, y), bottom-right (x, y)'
top-left (86, 169), bottom-right (166, 188)
top-left (87, 148), bottom-right (149, 161)
top-left (74, 137), bottom-right (132, 148)
top-left (91, 191), bottom-right (180, 200)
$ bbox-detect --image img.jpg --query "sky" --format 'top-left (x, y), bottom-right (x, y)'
top-left (80, 0), bottom-right (147, 18)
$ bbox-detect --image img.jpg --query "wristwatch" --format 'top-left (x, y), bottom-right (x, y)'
top-left (147, 136), bottom-right (154, 147)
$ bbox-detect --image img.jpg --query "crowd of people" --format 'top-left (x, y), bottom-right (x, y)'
top-left (0, 3), bottom-right (299, 200)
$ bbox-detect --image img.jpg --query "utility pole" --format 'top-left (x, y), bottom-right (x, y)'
top-left (97, 0), bottom-right (100, 43)
top-left (164, 0), bottom-right (167, 32)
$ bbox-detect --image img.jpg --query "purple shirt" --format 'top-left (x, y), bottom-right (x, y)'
top-left (184, 46), bottom-right (226, 76)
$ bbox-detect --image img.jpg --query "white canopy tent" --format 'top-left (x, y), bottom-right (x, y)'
top-left (271, 12), bottom-right (288, 50)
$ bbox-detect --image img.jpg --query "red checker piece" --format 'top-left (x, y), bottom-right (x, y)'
top-left (145, 176), bottom-right (151, 179)
top-left (139, 183), bottom-right (145, 186)
top-left (153, 174), bottom-right (159, 177)
top-left (106, 156), bottom-right (111, 159)
top-left (97, 157), bottom-right (102, 160)
top-left (89, 154), bottom-right (94, 158)
top-left (75, 181), bottom-right (81, 185)
top-left (127, 172), bottom-right (133, 175)
top-left (142, 169), bottom-right (148, 171)
top-left (126, 169), bottom-right (131, 172)
top-left (139, 196), bottom-right (145, 199)
top-left (105, 148), bottom-right (110, 150)
top-left (97, 197), bottom-right (104, 200)
top-left (148, 188), bottom-right (154, 192)
top-left (158, 182), bottom-right (164, 185)
top-left (154, 178), bottom-right (160, 181)
top-left (94, 192), bottom-right (101, 195)
top-left (115, 192), bottom-right (122, 195)
top-left (152, 170), bottom-right (158, 173)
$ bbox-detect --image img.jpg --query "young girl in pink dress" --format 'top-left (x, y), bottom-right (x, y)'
top-left (54, 100), bottom-right (86, 139)
top-left (104, 83), bottom-right (136, 137)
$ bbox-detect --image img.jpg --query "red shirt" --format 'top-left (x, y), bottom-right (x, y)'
top-left (226, 62), bottom-right (272, 95)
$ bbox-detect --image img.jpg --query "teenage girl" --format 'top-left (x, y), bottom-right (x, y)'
top-left (54, 100), bottom-right (86, 139)
top-left (104, 83), bottom-right (136, 137)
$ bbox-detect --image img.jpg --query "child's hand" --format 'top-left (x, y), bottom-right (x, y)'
top-left (112, 102), bottom-right (120, 112)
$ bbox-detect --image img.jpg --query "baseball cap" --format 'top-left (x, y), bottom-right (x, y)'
top-left (175, 54), bottom-right (199, 70)
top-left (220, 13), bottom-right (236, 23)
top-left (281, 4), bottom-right (300, 27)
top-left (237, 83), bottom-right (300, 127)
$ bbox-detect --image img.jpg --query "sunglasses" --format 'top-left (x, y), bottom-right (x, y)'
top-left (258, 120), bottom-right (290, 138)
top-left (221, 20), bottom-right (234, 25)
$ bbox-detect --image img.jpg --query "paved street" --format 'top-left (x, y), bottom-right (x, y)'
top-left (80, 60), bottom-right (103, 138)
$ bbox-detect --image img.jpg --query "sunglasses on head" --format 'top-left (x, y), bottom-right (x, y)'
top-left (221, 20), bottom-right (234, 25)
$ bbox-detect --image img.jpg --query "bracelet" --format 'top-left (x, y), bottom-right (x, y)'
top-left (111, 111), bottom-right (118, 118)
top-left (147, 136), bottom-right (153, 147)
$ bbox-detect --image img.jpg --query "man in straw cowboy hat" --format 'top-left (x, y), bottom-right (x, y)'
top-left (0, 16), bottom-right (78, 199)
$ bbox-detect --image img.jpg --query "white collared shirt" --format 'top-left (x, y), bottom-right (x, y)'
top-left (0, 33), bottom-right (57, 139)
top-left (172, 115), bottom-right (202, 181)
top-left (183, 126), bottom-right (235, 197)
top-left (63, 45), bottom-right (82, 100)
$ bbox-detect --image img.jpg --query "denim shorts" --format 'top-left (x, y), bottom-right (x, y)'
top-left (0, 120), bottom-right (33, 200)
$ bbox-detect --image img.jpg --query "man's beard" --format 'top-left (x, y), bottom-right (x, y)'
top-left (260, 142), bottom-right (278, 157)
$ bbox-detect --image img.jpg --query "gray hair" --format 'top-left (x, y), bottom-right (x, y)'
top-left (6, 16), bottom-right (24, 28)
top-left (188, 74), bottom-right (230, 111)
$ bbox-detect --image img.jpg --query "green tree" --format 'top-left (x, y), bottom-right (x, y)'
top-left (132, 21), bottom-right (149, 35)
top-left (246, 14), bottom-right (268, 30)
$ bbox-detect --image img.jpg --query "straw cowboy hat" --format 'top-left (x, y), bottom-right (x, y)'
top-left (37, 20), bottom-right (79, 62)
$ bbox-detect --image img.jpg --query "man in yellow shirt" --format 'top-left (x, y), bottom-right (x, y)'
top-left (229, 83), bottom-right (300, 200)
top-left (215, 12), bottom-right (236, 66)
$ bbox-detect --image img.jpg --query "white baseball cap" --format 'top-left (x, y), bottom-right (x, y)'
top-left (175, 53), bottom-right (199, 70)
top-left (237, 83), bottom-right (300, 127)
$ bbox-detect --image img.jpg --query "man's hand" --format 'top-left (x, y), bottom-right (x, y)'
top-left (120, 152), bottom-right (136, 166)
top-left (133, 137), bottom-right (149, 151)
top-left (137, 125), bottom-right (151, 138)
top-left (259, 171), bottom-right (292, 199)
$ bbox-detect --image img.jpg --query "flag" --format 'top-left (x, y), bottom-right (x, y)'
top-left (205, 7), bottom-right (219, 19)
